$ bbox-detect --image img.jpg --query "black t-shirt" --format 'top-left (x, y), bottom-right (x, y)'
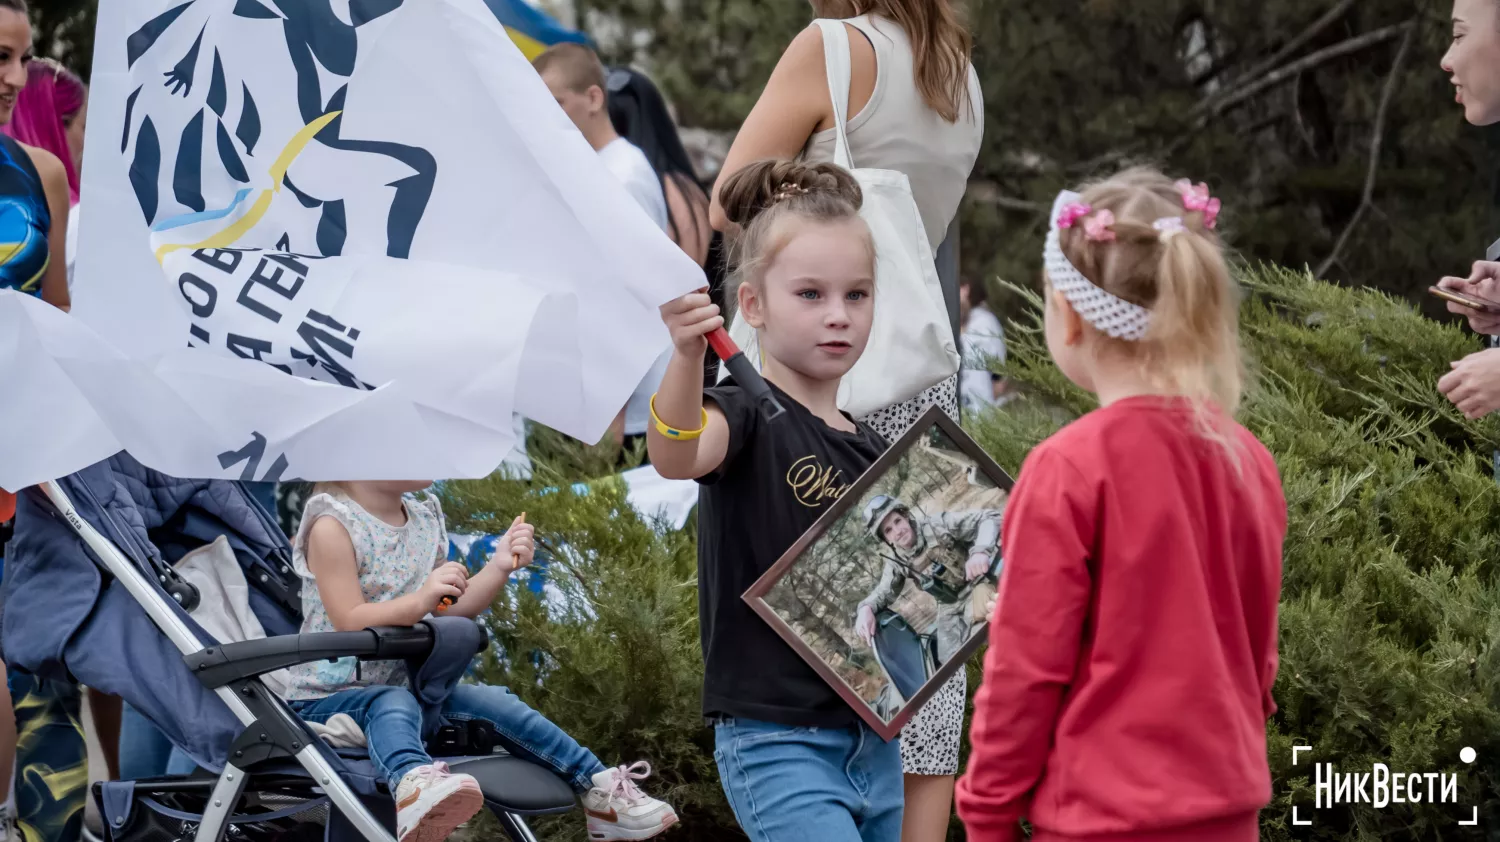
top-left (697, 379), bottom-right (888, 727)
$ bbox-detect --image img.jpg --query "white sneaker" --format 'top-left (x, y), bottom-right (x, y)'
top-left (394, 762), bottom-right (484, 842)
top-left (582, 762), bottom-right (678, 841)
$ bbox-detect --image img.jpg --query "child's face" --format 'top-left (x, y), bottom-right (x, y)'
top-left (741, 219), bottom-right (875, 383)
top-left (1043, 275), bottom-right (1096, 394)
top-left (1443, 0), bottom-right (1500, 126)
top-left (881, 511), bottom-right (916, 549)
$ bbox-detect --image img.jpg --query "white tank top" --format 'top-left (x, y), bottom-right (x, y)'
top-left (802, 15), bottom-right (984, 251)
top-left (283, 490), bottom-right (447, 701)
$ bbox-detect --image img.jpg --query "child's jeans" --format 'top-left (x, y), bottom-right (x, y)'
top-left (289, 684), bottom-right (608, 793)
top-left (713, 716), bottom-right (903, 842)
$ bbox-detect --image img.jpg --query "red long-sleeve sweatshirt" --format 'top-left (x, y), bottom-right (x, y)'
top-left (957, 397), bottom-right (1286, 842)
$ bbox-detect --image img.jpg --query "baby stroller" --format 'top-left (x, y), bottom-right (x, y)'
top-left (1, 453), bottom-right (576, 842)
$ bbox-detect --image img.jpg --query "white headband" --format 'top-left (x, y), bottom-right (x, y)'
top-left (1044, 190), bottom-right (1153, 341)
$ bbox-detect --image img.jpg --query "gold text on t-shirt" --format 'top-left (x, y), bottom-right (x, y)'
top-left (786, 454), bottom-right (851, 508)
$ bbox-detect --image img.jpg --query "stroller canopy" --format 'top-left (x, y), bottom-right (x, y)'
top-left (3, 452), bottom-right (299, 771)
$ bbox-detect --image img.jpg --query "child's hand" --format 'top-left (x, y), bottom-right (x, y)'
top-left (421, 562), bottom-right (469, 612)
top-left (659, 287), bottom-right (723, 356)
top-left (498, 515), bottom-right (535, 571)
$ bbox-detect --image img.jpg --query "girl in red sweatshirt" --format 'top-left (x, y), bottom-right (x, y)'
top-left (956, 167), bottom-right (1287, 842)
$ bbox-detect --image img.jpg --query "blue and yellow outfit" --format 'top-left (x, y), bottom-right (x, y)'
top-left (0, 132), bottom-right (52, 295)
top-left (0, 130), bottom-right (83, 842)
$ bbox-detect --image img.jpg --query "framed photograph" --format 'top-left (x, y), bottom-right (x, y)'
top-left (743, 404), bottom-right (1014, 739)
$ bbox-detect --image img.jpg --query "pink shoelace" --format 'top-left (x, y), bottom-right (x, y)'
top-left (408, 761), bottom-right (454, 786)
top-left (607, 761), bottom-right (652, 803)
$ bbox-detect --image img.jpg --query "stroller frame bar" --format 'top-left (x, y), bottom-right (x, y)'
top-left (41, 481), bottom-right (398, 842)
top-left (196, 763), bottom-right (249, 842)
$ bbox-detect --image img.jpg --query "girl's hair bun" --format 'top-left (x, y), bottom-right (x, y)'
top-left (718, 159), bottom-right (862, 229)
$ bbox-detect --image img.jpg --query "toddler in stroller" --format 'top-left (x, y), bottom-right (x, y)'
top-left (286, 481), bottom-right (676, 842)
top-left (0, 454), bottom-right (672, 842)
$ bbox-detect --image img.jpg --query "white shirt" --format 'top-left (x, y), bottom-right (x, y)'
top-left (960, 305), bottom-right (1005, 410)
top-left (598, 137), bottom-right (669, 232)
top-left (499, 413), bottom-right (533, 480)
top-left (597, 136), bottom-right (672, 435)
top-left (802, 14), bottom-right (983, 251)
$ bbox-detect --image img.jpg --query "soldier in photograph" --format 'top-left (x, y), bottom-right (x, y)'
top-left (854, 494), bottom-right (1002, 664)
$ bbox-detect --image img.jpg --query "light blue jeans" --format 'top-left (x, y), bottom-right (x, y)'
top-left (119, 703), bottom-right (199, 779)
top-left (713, 717), bottom-right (903, 842)
top-left (289, 684), bottom-right (607, 792)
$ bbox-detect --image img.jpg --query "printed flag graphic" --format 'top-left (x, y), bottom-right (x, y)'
top-left (0, 0), bottom-right (701, 491)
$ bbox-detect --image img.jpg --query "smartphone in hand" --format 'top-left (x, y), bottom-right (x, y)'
top-left (1429, 286), bottom-right (1500, 314)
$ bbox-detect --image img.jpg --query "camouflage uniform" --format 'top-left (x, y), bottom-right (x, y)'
top-left (858, 496), bottom-right (1002, 663)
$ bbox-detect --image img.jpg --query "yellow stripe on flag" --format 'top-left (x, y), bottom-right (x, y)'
top-left (507, 26), bottom-right (548, 60)
top-left (155, 111), bottom-right (343, 263)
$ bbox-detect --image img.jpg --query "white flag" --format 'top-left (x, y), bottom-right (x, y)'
top-left (0, 0), bottom-right (701, 491)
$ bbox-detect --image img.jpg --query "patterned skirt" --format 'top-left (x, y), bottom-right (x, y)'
top-left (857, 374), bottom-right (965, 777)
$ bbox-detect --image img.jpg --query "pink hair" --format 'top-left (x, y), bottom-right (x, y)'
top-left (2, 59), bottom-right (85, 205)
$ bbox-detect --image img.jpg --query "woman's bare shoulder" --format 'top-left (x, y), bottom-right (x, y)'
top-left (16, 141), bottom-right (65, 180)
top-left (780, 23), bottom-right (827, 71)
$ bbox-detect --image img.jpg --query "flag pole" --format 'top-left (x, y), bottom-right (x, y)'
top-left (707, 327), bottom-right (786, 422)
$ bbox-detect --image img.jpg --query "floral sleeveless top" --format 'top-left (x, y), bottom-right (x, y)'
top-left (283, 490), bottom-right (448, 701)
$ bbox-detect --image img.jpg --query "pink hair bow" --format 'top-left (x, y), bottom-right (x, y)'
top-left (1175, 180), bottom-right (1220, 229)
top-left (1057, 202), bottom-right (1093, 230)
top-left (1083, 209), bottom-right (1116, 242)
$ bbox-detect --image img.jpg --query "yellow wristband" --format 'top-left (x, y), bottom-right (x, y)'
top-left (650, 393), bottom-right (708, 441)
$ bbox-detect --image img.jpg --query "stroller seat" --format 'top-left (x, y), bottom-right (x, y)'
top-left (2, 454), bottom-right (575, 842)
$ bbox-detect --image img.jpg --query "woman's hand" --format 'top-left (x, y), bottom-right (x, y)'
top-left (1439, 347), bottom-right (1500, 419)
top-left (855, 604), bottom-right (877, 646)
top-left (497, 515), bottom-right (535, 571)
top-left (1438, 263), bottom-right (1500, 335)
top-left (659, 288), bottom-right (723, 357)
top-left (966, 552), bottom-right (992, 582)
top-left (420, 562), bottom-right (469, 612)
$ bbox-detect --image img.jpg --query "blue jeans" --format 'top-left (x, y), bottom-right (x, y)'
top-left (290, 684), bottom-right (607, 792)
top-left (713, 717), bottom-right (903, 842)
top-left (119, 703), bottom-right (199, 779)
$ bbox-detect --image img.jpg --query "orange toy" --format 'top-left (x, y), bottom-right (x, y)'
top-left (437, 512), bottom-right (526, 611)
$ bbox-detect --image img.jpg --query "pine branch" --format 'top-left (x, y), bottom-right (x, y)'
top-left (1316, 19), bottom-right (1417, 280)
top-left (1191, 22), bottom-right (1412, 127)
top-left (966, 180), bottom-right (1048, 213)
top-left (1220, 0), bottom-right (1360, 109)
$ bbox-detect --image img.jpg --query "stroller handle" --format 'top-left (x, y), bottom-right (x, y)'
top-left (186, 622), bottom-right (488, 690)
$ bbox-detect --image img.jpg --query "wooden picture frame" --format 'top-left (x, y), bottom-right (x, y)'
top-left (743, 404), bottom-right (1015, 739)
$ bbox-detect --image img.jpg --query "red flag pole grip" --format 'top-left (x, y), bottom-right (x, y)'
top-left (706, 328), bottom-right (785, 422)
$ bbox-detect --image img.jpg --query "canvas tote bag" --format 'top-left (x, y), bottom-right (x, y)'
top-left (721, 18), bottom-right (959, 418)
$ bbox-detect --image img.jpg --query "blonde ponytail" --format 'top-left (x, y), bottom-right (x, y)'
top-left (1150, 230), bottom-right (1242, 414)
top-left (1058, 167), bottom-right (1245, 464)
